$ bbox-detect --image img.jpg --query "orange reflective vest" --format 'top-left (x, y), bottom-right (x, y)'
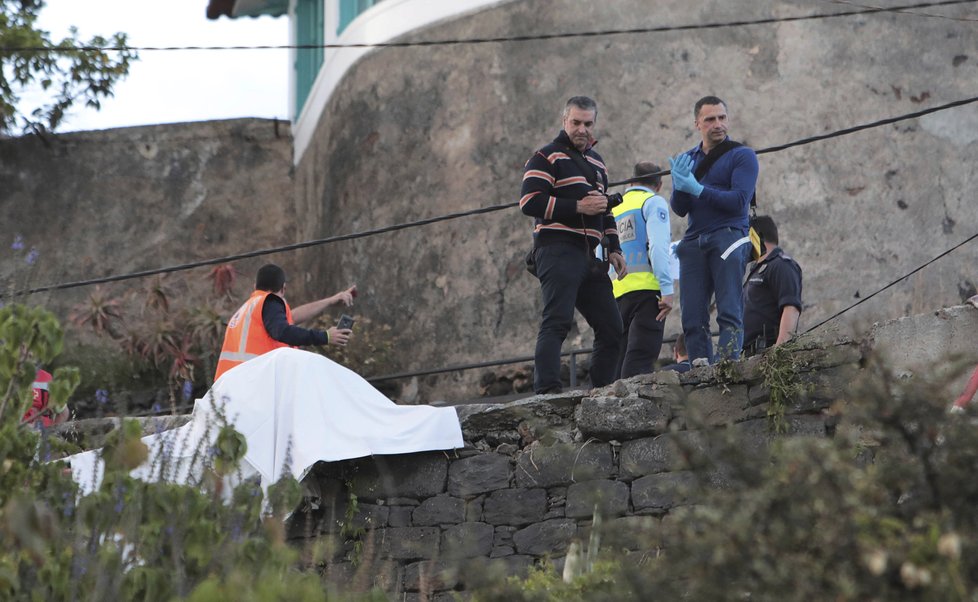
top-left (214, 290), bottom-right (294, 381)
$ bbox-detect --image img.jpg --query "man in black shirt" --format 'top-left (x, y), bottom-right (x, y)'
top-left (214, 264), bottom-right (356, 380)
top-left (519, 96), bottom-right (626, 393)
top-left (742, 216), bottom-right (803, 356)
top-left (259, 266), bottom-right (355, 348)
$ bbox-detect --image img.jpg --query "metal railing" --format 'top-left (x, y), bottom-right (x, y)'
top-left (366, 333), bottom-right (686, 388)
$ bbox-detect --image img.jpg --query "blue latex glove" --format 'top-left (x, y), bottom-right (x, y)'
top-left (669, 155), bottom-right (704, 197)
top-left (670, 153), bottom-right (693, 177)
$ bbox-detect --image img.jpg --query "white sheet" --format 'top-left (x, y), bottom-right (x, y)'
top-left (68, 348), bottom-right (464, 497)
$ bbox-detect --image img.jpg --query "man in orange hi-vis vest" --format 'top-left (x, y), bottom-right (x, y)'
top-left (214, 264), bottom-right (356, 381)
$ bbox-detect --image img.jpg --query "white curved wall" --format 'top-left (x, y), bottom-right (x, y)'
top-left (289, 0), bottom-right (511, 163)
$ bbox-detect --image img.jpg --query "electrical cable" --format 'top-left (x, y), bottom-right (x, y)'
top-left (1, 0), bottom-right (973, 54)
top-left (4, 202), bottom-right (515, 296)
top-left (112, 232), bottom-right (978, 417)
top-left (609, 93), bottom-right (978, 187)
top-left (803, 230), bottom-right (978, 333)
top-left (826, 0), bottom-right (978, 21)
top-left (6, 93), bottom-right (977, 298)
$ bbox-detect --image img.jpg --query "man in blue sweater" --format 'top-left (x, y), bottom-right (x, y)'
top-left (669, 96), bottom-right (759, 364)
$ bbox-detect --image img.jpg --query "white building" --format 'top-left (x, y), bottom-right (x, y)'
top-left (207, 0), bottom-right (507, 163)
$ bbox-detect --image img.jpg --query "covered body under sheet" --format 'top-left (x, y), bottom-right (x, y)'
top-left (68, 348), bottom-right (464, 496)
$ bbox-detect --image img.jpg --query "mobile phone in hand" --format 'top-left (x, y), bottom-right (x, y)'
top-left (337, 314), bottom-right (355, 330)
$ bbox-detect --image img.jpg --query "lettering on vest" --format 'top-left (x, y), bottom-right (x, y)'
top-left (617, 213), bottom-right (637, 243)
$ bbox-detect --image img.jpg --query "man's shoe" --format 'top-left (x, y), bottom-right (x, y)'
top-left (691, 358), bottom-right (710, 368)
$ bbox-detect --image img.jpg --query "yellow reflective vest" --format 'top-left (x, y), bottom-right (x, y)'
top-left (611, 189), bottom-right (662, 298)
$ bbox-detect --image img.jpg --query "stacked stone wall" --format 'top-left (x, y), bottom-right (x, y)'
top-left (284, 335), bottom-right (862, 599)
top-left (54, 306), bottom-right (978, 598)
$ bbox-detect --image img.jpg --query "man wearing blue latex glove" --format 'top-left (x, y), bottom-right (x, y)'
top-left (669, 155), bottom-right (703, 197)
top-left (669, 96), bottom-right (759, 364)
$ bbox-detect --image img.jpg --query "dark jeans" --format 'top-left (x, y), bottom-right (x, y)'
top-left (676, 227), bottom-right (750, 363)
top-left (533, 242), bottom-right (623, 393)
top-left (614, 289), bottom-right (665, 380)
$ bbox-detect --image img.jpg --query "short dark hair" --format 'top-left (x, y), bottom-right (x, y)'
top-left (694, 95), bottom-right (727, 119)
top-left (674, 332), bottom-right (687, 358)
top-left (633, 161), bottom-right (662, 189)
top-left (255, 264), bottom-right (286, 292)
top-left (563, 96), bottom-right (598, 120)
top-left (752, 215), bottom-right (779, 245)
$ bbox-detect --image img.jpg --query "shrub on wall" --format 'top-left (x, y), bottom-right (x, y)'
top-left (472, 356), bottom-right (978, 601)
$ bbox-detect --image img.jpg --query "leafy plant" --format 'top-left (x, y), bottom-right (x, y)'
top-left (472, 351), bottom-right (978, 601)
top-left (758, 342), bottom-right (812, 434)
top-left (142, 275), bottom-right (172, 315)
top-left (68, 285), bottom-right (125, 339)
top-left (0, 1), bottom-right (136, 135)
top-left (312, 315), bottom-right (399, 378)
top-left (712, 356), bottom-right (736, 395)
top-left (207, 263), bottom-right (239, 299)
top-left (0, 302), bottom-right (354, 600)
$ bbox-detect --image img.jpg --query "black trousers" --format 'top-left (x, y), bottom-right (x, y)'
top-left (533, 242), bottom-right (623, 393)
top-left (614, 289), bottom-right (665, 380)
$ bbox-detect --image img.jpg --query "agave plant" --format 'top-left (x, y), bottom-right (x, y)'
top-left (207, 263), bottom-right (238, 299)
top-left (186, 305), bottom-right (226, 353)
top-left (142, 275), bottom-right (171, 315)
top-left (136, 320), bottom-right (180, 371)
top-left (165, 334), bottom-right (198, 383)
top-left (68, 285), bottom-right (124, 338)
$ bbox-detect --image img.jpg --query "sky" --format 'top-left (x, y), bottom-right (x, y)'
top-left (20, 0), bottom-right (290, 132)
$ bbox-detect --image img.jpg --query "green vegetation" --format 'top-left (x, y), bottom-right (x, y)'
top-left (0, 0), bottom-right (136, 135)
top-left (313, 315), bottom-right (399, 380)
top-left (7, 301), bottom-right (978, 601)
top-left (0, 303), bottom-right (373, 600)
top-left (758, 342), bottom-right (812, 434)
top-left (473, 355), bottom-right (978, 601)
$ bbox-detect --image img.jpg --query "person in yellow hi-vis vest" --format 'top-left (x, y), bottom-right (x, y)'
top-left (610, 162), bottom-right (675, 379)
top-left (214, 264), bottom-right (356, 381)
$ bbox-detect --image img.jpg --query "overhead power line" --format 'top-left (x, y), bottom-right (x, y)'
top-left (5, 93), bottom-right (977, 299)
top-left (611, 94), bottom-right (978, 186)
top-left (827, 0), bottom-right (978, 21)
top-left (804, 230), bottom-right (978, 333)
top-left (0, 0), bottom-right (974, 54)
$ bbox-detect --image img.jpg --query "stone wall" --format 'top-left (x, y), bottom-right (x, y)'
top-left (293, 0), bottom-right (978, 401)
top-left (283, 329), bottom-right (861, 599)
top-left (0, 119), bottom-right (294, 318)
top-left (53, 304), bottom-right (978, 598)
top-left (4, 1), bottom-right (976, 406)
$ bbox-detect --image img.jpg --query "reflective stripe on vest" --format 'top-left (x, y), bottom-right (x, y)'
top-left (610, 189), bottom-right (662, 298)
top-left (214, 290), bottom-right (294, 381)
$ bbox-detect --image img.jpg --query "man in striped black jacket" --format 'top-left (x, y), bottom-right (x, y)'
top-left (520, 96), bottom-right (627, 394)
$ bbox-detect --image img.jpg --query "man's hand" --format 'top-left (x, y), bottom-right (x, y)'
top-left (669, 155), bottom-right (704, 197)
top-left (656, 294), bottom-right (673, 321)
top-left (610, 251), bottom-right (627, 279)
top-left (670, 153), bottom-right (693, 177)
top-left (328, 327), bottom-right (352, 346)
top-left (577, 190), bottom-right (609, 215)
top-left (329, 285), bottom-right (357, 307)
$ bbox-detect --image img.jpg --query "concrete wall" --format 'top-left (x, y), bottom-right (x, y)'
top-left (293, 0), bottom-right (978, 400)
